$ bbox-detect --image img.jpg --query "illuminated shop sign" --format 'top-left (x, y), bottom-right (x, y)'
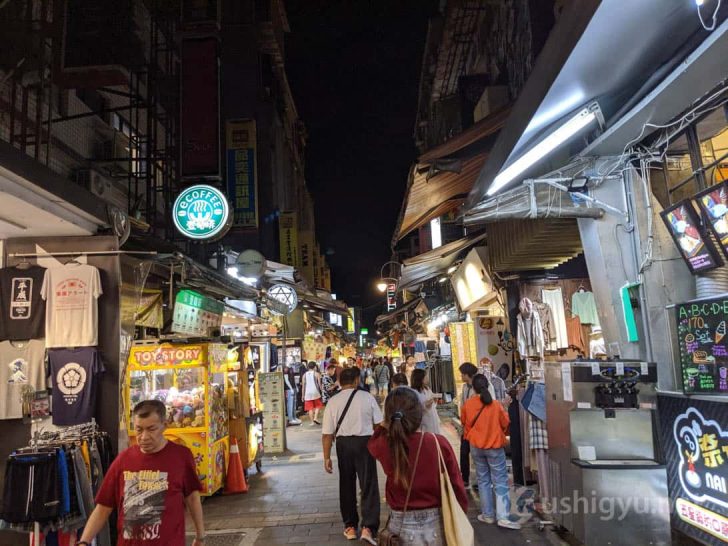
top-left (173, 184), bottom-right (231, 240)
top-left (660, 200), bottom-right (722, 274)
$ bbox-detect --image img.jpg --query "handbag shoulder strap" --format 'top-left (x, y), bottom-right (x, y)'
top-left (402, 431), bottom-right (426, 514)
top-left (470, 402), bottom-right (487, 429)
top-left (333, 389), bottom-right (358, 439)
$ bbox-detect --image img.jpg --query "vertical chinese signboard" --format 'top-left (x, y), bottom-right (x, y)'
top-left (450, 321), bottom-right (477, 398)
top-left (386, 283), bottom-right (396, 311)
top-left (181, 38), bottom-right (220, 178)
top-left (676, 296), bottom-right (728, 394)
top-left (299, 231), bottom-right (315, 286)
top-left (258, 372), bottom-right (286, 454)
top-left (313, 244), bottom-right (321, 288)
top-left (278, 211), bottom-right (299, 267)
top-left (658, 394), bottom-right (728, 544)
top-left (226, 120), bottom-right (258, 228)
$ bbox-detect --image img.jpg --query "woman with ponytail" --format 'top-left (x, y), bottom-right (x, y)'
top-left (368, 387), bottom-right (467, 545)
top-left (461, 374), bottom-right (520, 530)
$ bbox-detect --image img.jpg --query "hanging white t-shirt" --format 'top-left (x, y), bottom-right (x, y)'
top-left (41, 263), bottom-right (102, 348)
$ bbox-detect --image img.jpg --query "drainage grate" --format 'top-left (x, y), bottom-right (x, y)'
top-left (186, 532), bottom-right (246, 546)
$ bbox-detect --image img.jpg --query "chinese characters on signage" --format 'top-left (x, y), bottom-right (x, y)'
top-left (172, 185), bottom-right (231, 240)
top-left (278, 211), bottom-right (299, 267)
top-left (172, 290), bottom-right (224, 336)
top-left (661, 200), bottom-right (722, 274)
top-left (299, 231), bottom-right (315, 286)
top-left (658, 395), bottom-right (728, 545)
top-left (676, 296), bottom-right (728, 394)
top-left (386, 283), bottom-right (396, 311)
top-left (226, 120), bottom-right (258, 228)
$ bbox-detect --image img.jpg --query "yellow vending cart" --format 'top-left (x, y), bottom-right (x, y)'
top-left (126, 343), bottom-right (230, 495)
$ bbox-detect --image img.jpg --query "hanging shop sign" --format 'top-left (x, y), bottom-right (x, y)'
top-left (675, 295), bottom-right (728, 394)
top-left (266, 284), bottom-right (298, 316)
top-left (661, 200), bottom-right (722, 274)
top-left (226, 120), bottom-right (259, 228)
top-left (451, 247), bottom-right (496, 311)
top-left (696, 180), bottom-right (728, 260)
top-left (278, 211), bottom-right (299, 267)
top-left (658, 394), bottom-right (728, 545)
top-left (386, 283), bottom-right (396, 311)
top-left (172, 289), bottom-right (225, 336)
top-left (450, 321), bottom-right (477, 388)
top-left (173, 184), bottom-right (232, 240)
top-left (299, 231), bottom-right (316, 286)
top-left (236, 249), bottom-right (266, 279)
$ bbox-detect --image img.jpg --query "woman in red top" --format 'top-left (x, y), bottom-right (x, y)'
top-left (461, 374), bottom-right (520, 530)
top-left (368, 387), bottom-right (467, 545)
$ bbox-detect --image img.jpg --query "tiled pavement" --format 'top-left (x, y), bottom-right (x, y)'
top-left (187, 416), bottom-right (570, 546)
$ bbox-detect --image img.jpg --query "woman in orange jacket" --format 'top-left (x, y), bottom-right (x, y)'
top-left (461, 374), bottom-right (521, 530)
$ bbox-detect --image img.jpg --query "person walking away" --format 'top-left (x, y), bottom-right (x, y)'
top-left (368, 387), bottom-right (467, 545)
top-left (410, 369), bottom-right (442, 434)
top-left (459, 362), bottom-right (479, 489)
top-left (360, 360), bottom-right (375, 392)
top-left (462, 374), bottom-right (520, 530)
top-left (322, 368), bottom-right (382, 543)
top-left (391, 373), bottom-right (409, 390)
top-left (284, 365), bottom-right (302, 426)
top-left (322, 362), bottom-right (341, 403)
top-left (77, 400), bottom-right (205, 545)
top-left (374, 358), bottom-right (391, 400)
top-left (302, 361), bottom-right (323, 425)
top-left (383, 357), bottom-right (395, 390)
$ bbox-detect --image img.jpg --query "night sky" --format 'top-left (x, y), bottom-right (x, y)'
top-left (285, 1), bottom-right (437, 327)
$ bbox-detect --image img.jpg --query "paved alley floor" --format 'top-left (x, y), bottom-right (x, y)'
top-left (187, 418), bottom-right (569, 546)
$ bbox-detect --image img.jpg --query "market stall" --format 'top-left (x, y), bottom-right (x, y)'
top-left (126, 343), bottom-right (229, 496)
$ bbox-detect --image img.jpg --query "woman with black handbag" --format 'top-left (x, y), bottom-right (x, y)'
top-left (368, 388), bottom-right (468, 545)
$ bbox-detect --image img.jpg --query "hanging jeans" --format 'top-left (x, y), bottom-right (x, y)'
top-left (286, 389), bottom-right (296, 421)
top-left (471, 447), bottom-right (511, 520)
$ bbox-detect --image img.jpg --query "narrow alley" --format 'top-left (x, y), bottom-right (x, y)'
top-left (187, 421), bottom-right (567, 546)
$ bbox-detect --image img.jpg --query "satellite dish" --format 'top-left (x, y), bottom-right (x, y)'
top-left (236, 249), bottom-right (266, 279)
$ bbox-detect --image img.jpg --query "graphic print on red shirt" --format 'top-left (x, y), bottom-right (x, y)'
top-left (95, 442), bottom-right (202, 545)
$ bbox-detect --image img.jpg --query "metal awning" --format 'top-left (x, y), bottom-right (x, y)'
top-left (392, 107), bottom-right (510, 244)
top-left (300, 291), bottom-right (348, 315)
top-left (464, 180), bottom-right (604, 226)
top-left (375, 297), bottom-right (428, 326)
top-left (466, 0), bottom-right (727, 208)
top-left (398, 232), bottom-right (487, 292)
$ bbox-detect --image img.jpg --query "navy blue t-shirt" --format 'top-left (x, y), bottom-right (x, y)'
top-left (48, 347), bottom-right (104, 425)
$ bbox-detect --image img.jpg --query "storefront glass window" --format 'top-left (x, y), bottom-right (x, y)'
top-left (697, 108), bottom-right (728, 187)
top-left (663, 133), bottom-right (698, 205)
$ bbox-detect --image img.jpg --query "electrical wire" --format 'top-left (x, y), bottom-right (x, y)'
top-left (697, 0), bottom-right (722, 31)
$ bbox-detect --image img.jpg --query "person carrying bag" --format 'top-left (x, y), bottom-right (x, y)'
top-left (368, 387), bottom-right (469, 546)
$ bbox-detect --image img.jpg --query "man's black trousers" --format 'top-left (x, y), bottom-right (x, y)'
top-left (335, 436), bottom-right (380, 532)
top-left (460, 436), bottom-right (471, 484)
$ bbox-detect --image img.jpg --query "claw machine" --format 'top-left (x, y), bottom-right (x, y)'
top-left (126, 342), bottom-right (230, 495)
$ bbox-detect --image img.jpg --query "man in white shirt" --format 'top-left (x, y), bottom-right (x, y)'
top-left (322, 367), bottom-right (382, 544)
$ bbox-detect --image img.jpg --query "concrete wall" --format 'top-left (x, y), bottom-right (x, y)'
top-left (578, 165), bottom-right (694, 390)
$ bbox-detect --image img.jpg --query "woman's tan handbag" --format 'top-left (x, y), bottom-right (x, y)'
top-left (432, 433), bottom-right (474, 546)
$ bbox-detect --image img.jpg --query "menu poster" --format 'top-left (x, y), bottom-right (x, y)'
top-left (696, 181), bottom-right (728, 260)
top-left (661, 200), bottom-right (723, 274)
top-left (676, 296), bottom-right (728, 394)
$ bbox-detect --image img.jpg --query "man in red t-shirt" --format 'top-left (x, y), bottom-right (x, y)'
top-left (77, 400), bottom-right (205, 546)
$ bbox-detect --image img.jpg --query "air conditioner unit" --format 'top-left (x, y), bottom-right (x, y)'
top-left (76, 169), bottom-right (129, 211)
top-left (100, 130), bottom-right (131, 174)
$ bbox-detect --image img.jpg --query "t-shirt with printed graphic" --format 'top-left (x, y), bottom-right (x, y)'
top-left (95, 442), bottom-right (202, 545)
top-left (48, 347), bottom-right (103, 425)
top-left (41, 263), bottom-right (102, 348)
top-left (0, 339), bottom-right (47, 419)
top-left (0, 265), bottom-right (46, 341)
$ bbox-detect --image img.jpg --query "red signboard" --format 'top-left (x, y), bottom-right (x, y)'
top-left (180, 38), bottom-right (220, 178)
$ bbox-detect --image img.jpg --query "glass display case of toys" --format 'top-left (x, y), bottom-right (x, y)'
top-left (126, 343), bottom-right (229, 495)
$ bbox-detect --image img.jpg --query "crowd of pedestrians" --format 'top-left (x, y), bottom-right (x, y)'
top-left (312, 356), bottom-right (520, 545)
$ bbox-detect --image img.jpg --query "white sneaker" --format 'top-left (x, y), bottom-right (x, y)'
top-left (477, 515), bottom-right (495, 524)
top-left (497, 519), bottom-right (522, 530)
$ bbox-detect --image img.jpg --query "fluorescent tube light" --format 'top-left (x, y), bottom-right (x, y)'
top-left (487, 104), bottom-right (600, 196)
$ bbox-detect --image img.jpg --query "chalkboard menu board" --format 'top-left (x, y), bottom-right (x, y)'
top-left (676, 296), bottom-right (728, 393)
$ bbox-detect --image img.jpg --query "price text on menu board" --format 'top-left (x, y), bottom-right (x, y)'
top-left (676, 297), bottom-right (728, 394)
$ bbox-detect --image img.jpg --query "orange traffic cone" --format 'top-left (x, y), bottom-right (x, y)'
top-left (225, 437), bottom-right (248, 495)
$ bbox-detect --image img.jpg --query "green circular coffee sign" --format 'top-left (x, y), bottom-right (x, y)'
top-left (173, 185), bottom-right (231, 240)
